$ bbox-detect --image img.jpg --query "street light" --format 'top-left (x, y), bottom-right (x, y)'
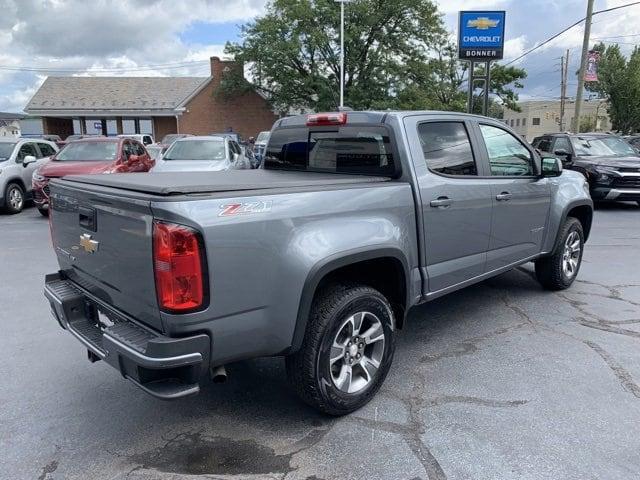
top-left (335, 0), bottom-right (350, 109)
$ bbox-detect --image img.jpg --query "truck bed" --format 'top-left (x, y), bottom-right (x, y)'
top-left (62, 170), bottom-right (392, 196)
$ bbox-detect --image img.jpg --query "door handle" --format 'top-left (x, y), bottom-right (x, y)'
top-left (430, 197), bottom-right (453, 208)
top-left (496, 192), bottom-right (513, 201)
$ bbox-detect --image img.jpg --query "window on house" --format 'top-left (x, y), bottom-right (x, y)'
top-left (516, 119), bottom-right (520, 127)
top-left (532, 118), bottom-right (541, 126)
top-left (522, 118), bottom-right (527, 127)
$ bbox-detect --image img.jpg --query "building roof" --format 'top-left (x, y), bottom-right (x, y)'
top-left (25, 76), bottom-right (211, 114)
top-left (0, 111), bottom-right (25, 120)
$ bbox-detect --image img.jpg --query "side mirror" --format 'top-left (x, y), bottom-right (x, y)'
top-left (554, 150), bottom-right (573, 163)
top-left (541, 157), bottom-right (563, 177)
top-left (22, 155), bottom-right (37, 166)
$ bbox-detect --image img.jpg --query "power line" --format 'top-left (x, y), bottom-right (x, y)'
top-left (504, 1), bottom-right (640, 66)
top-left (0, 59), bottom-right (209, 73)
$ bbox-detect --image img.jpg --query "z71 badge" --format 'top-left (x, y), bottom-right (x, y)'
top-left (219, 201), bottom-right (273, 217)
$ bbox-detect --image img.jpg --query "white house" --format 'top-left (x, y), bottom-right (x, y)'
top-left (0, 112), bottom-right (24, 138)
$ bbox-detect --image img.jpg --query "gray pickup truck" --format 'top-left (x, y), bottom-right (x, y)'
top-left (45, 111), bottom-right (593, 415)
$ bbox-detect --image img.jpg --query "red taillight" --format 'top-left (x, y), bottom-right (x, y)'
top-left (153, 221), bottom-right (205, 312)
top-left (306, 112), bottom-right (347, 126)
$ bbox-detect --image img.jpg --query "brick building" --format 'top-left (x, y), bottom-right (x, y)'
top-left (24, 57), bottom-right (278, 141)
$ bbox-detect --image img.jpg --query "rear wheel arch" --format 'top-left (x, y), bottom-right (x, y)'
top-left (290, 248), bottom-right (410, 353)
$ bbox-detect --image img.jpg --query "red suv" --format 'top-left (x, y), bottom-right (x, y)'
top-left (33, 137), bottom-right (154, 216)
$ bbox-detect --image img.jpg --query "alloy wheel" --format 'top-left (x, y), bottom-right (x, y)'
top-left (329, 311), bottom-right (385, 394)
top-left (8, 187), bottom-right (23, 211)
top-left (562, 231), bottom-right (581, 278)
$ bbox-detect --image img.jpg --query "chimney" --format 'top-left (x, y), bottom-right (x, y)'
top-left (210, 56), bottom-right (243, 85)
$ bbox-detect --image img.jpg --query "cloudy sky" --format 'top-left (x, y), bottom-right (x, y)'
top-left (0, 0), bottom-right (639, 112)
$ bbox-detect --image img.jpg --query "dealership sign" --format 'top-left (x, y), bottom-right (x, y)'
top-left (458, 11), bottom-right (506, 60)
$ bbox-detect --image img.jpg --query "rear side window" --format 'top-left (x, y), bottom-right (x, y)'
top-left (535, 137), bottom-right (552, 153)
top-left (38, 143), bottom-right (56, 157)
top-left (265, 126), bottom-right (396, 176)
top-left (418, 122), bottom-right (477, 176)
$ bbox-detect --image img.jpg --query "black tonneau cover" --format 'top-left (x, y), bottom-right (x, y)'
top-left (61, 170), bottom-right (391, 196)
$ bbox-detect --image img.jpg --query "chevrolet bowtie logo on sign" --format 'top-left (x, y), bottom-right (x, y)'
top-left (79, 233), bottom-right (99, 254)
top-left (467, 17), bottom-right (500, 30)
top-left (458, 11), bottom-right (506, 60)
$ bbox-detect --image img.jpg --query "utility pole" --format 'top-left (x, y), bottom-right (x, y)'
top-left (573, 0), bottom-right (595, 133)
top-left (560, 49), bottom-right (570, 132)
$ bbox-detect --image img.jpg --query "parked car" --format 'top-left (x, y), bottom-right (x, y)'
top-left (145, 144), bottom-right (163, 162)
top-left (0, 138), bottom-right (58, 214)
top-left (157, 133), bottom-right (192, 152)
top-left (624, 135), bottom-right (640, 152)
top-left (33, 137), bottom-right (153, 216)
top-left (152, 135), bottom-right (252, 172)
top-left (118, 134), bottom-right (154, 146)
top-left (533, 132), bottom-right (640, 206)
top-left (45, 111), bottom-right (592, 415)
top-left (65, 134), bottom-right (103, 142)
top-left (254, 130), bottom-right (271, 164)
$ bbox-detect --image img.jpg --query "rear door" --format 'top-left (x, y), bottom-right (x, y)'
top-left (475, 123), bottom-right (551, 271)
top-left (403, 115), bottom-right (493, 292)
top-left (50, 181), bottom-right (162, 330)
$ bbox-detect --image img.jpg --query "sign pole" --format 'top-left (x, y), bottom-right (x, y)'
top-left (484, 61), bottom-right (491, 116)
top-left (467, 62), bottom-right (475, 113)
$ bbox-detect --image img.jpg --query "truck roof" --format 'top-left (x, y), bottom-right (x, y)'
top-left (275, 110), bottom-right (493, 127)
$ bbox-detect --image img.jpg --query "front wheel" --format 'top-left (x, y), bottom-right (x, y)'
top-left (3, 183), bottom-right (24, 214)
top-left (285, 284), bottom-right (396, 415)
top-left (535, 217), bottom-right (584, 290)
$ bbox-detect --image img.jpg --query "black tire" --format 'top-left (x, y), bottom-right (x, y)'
top-left (535, 217), bottom-right (584, 291)
top-left (3, 183), bottom-right (25, 214)
top-left (37, 207), bottom-right (49, 217)
top-left (285, 283), bottom-right (396, 416)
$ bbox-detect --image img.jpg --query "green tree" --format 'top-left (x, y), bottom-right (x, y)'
top-left (225, 0), bottom-right (527, 113)
top-left (586, 43), bottom-right (640, 133)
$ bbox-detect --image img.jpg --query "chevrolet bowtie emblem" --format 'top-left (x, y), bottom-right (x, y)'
top-left (79, 233), bottom-right (99, 254)
top-left (468, 17), bottom-right (499, 30)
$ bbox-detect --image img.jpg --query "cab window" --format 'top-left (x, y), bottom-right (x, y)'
top-left (479, 124), bottom-right (535, 177)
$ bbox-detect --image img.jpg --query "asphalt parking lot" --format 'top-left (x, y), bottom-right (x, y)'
top-left (1, 202), bottom-right (640, 480)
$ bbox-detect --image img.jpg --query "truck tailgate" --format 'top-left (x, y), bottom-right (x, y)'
top-left (49, 180), bottom-right (162, 331)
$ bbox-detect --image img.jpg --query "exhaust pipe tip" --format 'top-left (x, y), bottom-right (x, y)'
top-left (211, 365), bottom-right (227, 384)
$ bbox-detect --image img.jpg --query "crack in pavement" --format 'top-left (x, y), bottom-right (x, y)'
top-left (579, 318), bottom-right (640, 340)
top-left (583, 340), bottom-right (640, 399)
top-left (419, 322), bottom-right (530, 365)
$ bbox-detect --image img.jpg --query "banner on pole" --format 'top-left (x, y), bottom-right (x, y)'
top-left (585, 51), bottom-right (600, 82)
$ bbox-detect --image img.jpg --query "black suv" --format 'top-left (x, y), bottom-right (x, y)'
top-left (532, 133), bottom-right (640, 206)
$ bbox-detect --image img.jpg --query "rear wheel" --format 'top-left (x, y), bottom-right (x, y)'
top-left (3, 183), bottom-right (24, 214)
top-left (286, 283), bottom-right (396, 415)
top-left (535, 217), bottom-right (584, 290)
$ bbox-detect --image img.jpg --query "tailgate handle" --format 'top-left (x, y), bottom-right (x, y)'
top-left (79, 206), bottom-right (97, 231)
